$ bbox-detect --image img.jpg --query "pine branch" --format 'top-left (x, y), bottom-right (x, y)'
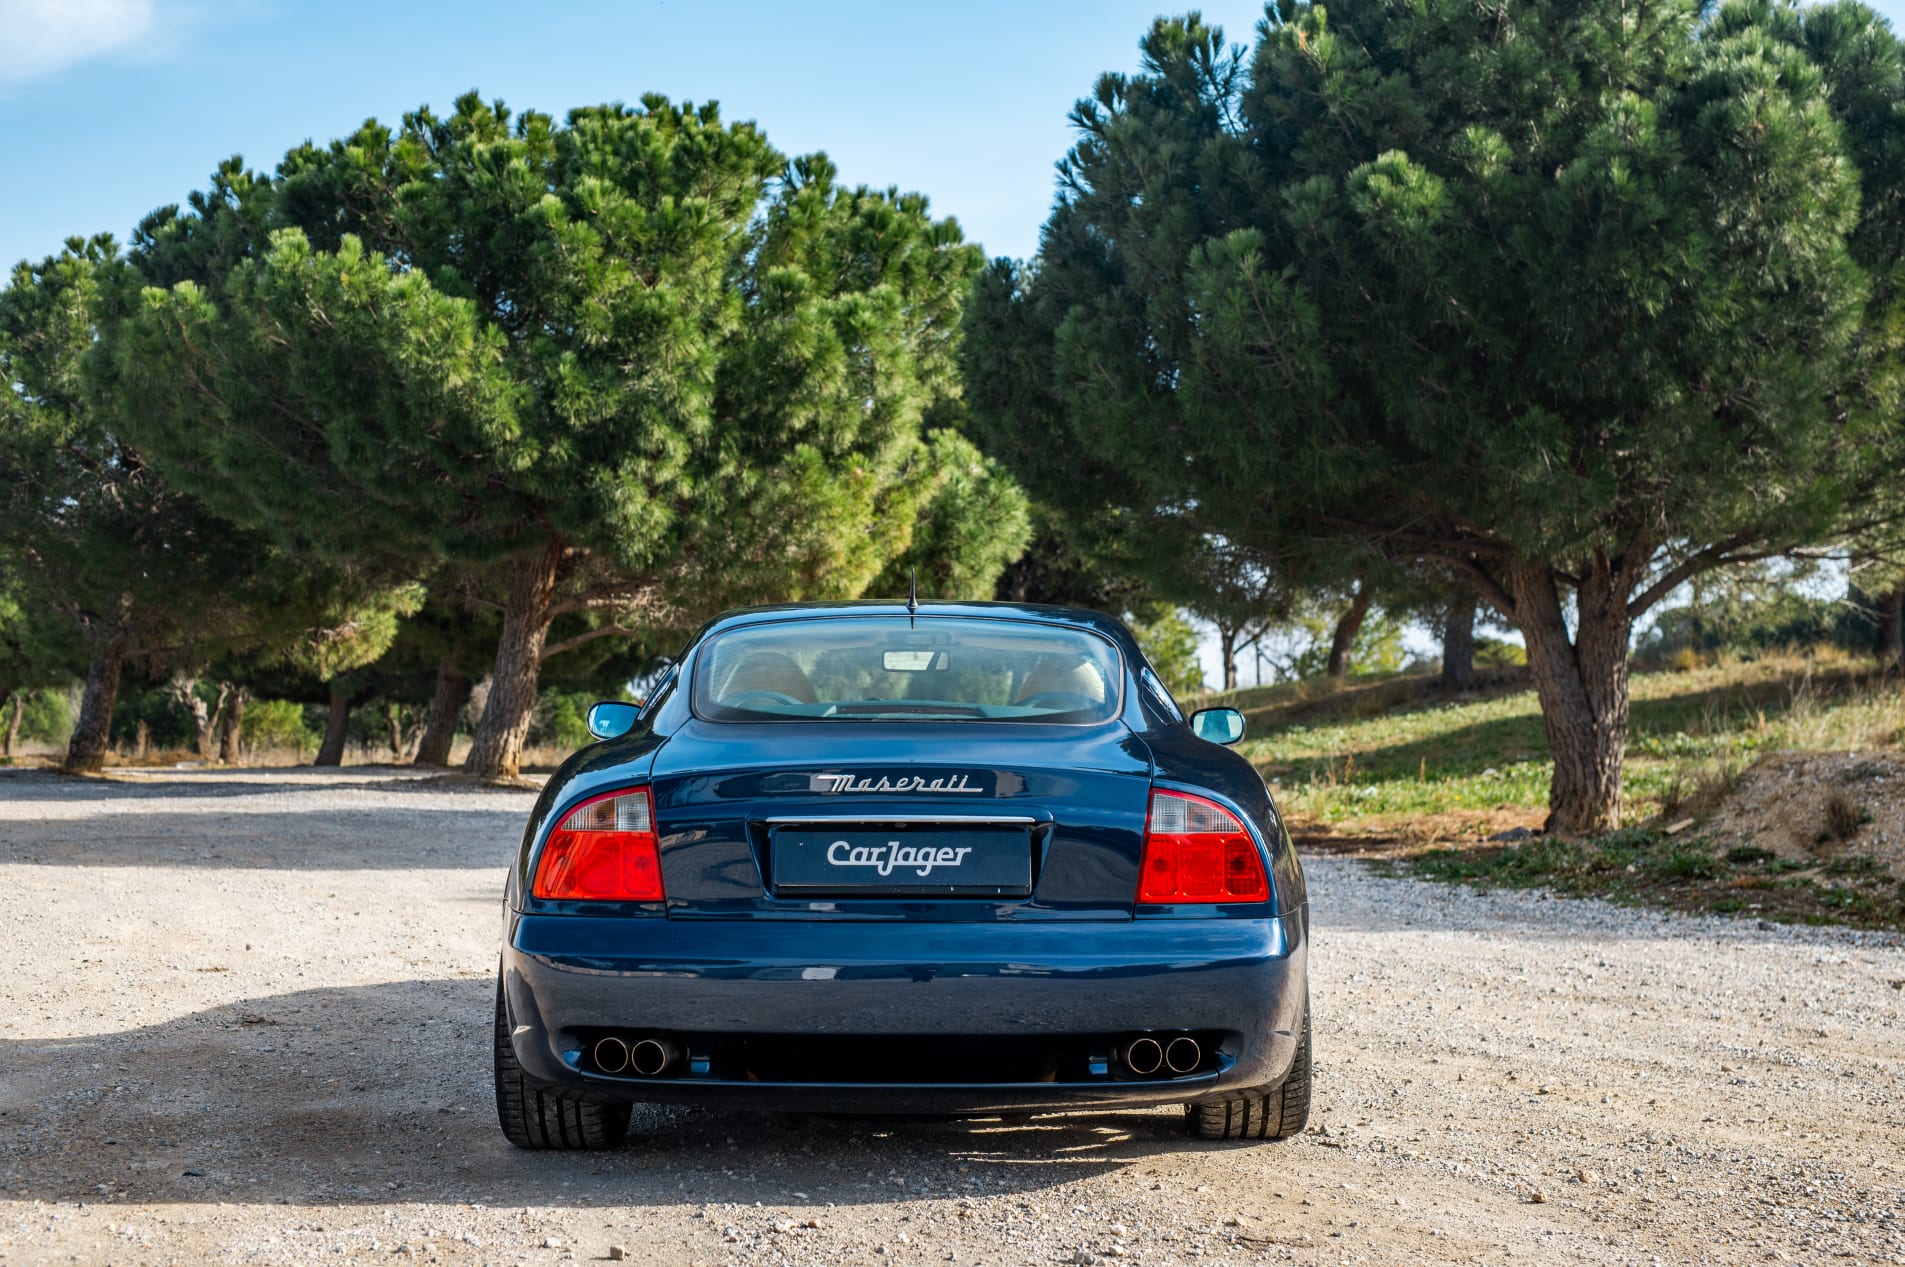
top-left (1626, 531), bottom-right (1763, 620)
top-left (539, 625), bottom-right (640, 662)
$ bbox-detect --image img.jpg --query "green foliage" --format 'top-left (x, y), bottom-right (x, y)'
top-left (122, 98), bottom-right (993, 593)
top-left (241, 699), bottom-right (316, 755)
top-left (0, 563), bottom-right (82, 694)
top-left (992, 503), bottom-right (1153, 612)
top-left (114, 94), bottom-right (1019, 774)
top-left (110, 684), bottom-right (195, 750)
top-left (1472, 637), bottom-right (1527, 670)
top-left (0, 240), bottom-right (264, 673)
top-left (529, 691), bottom-right (597, 753)
top-left (1127, 604), bottom-right (1203, 697)
top-left (0, 236), bottom-right (413, 779)
top-left (871, 428), bottom-right (1032, 602)
top-left (15, 689), bottom-right (74, 746)
top-left (1278, 607), bottom-right (1409, 682)
top-left (1635, 564), bottom-right (1869, 663)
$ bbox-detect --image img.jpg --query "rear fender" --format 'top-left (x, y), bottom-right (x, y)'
top-left (1143, 728), bottom-right (1303, 915)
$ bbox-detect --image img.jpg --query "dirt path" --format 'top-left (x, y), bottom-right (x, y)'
top-left (0, 767), bottom-right (1900, 1266)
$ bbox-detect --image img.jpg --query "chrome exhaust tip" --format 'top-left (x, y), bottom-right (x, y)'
top-left (1165, 1035), bottom-right (1202, 1075)
top-left (1123, 1036), bottom-right (1164, 1077)
top-left (629, 1037), bottom-right (676, 1077)
top-left (592, 1036), bottom-right (630, 1074)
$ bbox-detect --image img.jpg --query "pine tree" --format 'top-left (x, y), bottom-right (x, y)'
top-left (965, 1), bottom-right (1905, 833)
top-left (0, 239), bottom-right (273, 771)
top-left (117, 96), bottom-right (1015, 779)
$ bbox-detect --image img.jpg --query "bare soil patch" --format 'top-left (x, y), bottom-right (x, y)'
top-left (1703, 750), bottom-right (1905, 882)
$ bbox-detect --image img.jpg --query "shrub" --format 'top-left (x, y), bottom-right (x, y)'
top-left (242, 699), bottom-right (316, 756)
top-left (1127, 606), bottom-right (1204, 698)
top-left (16, 689), bottom-right (76, 746)
top-left (1471, 637), bottom-right (1527, 670)
top-left (1820, 793), bottom-right (1870, 843)
top-left (529, 690), bottom-right (595, 752)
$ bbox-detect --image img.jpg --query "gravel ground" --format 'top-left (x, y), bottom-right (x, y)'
top-left (0, 766), bottom-right (1901, 1267)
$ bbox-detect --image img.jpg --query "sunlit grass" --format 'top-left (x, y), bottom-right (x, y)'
top-left (1210, 648), bottom-right (1905, 837)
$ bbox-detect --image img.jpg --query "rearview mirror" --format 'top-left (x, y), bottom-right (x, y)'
top-left (882, 649), bottom-right (949, 672)
top-left (1191, 706), bottom-right (1245, 746)
top-left (586, 701), bottom-right (641, 741)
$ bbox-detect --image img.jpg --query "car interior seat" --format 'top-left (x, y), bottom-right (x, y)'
top-left (1012, 654), bottom-right (1108, 705)
top-left (718, 651), bottom-right (820, 704)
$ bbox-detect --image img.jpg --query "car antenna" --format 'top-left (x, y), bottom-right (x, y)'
top-left (906, 568), bottom-right (920, 621)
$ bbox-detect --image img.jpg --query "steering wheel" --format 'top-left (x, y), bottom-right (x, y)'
top-left (1018, 691), bottom-right (1098, 713)
top-left (726, 690), bottom-right (804, 709)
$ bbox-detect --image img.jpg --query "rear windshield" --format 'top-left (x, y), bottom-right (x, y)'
top-left (694, 616), bottom-right (1124, 724)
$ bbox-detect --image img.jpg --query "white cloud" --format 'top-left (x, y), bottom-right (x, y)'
top-left (0, 0), bottom-right (157, 84)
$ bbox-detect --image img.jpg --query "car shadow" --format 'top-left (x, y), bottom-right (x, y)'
top-left (0, 979), bottom-right (1232, 1212)
top-left (0, 770), bottom-right (533, 870)
top-left (0, 766), bottom-right (538, 802)
top-left (0, 809), bottom-right (528, 869)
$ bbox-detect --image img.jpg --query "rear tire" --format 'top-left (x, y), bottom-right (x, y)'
top-left (493, 980), bottom-right (631, 1150)
top-left (1186, 1008), bottom-right (1311, 1141)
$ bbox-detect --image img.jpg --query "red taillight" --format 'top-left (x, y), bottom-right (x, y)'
top-left (532, 787), bottom-right (664, 901)
top-left (1138, 790), bottom-right (1268, 903)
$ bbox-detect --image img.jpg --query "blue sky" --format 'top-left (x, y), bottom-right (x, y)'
top-left (7, 0), bottom-right (1904, 271)
top-left (0, 0), bottom-right (1283, 273)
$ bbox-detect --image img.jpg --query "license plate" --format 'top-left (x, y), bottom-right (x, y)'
top-left (770, 827), bottom-right (1033, 897)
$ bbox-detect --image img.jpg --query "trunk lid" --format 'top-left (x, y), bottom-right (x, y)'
top-left (648, 718), bottom-right (1154, 920)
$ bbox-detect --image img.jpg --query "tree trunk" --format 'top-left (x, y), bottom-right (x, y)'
top-left (219, 689), bottom-right (248, 764)
top-left (168, 675), bottom-right (217, 757)
top-left (314, 684), bottom-right (351, 767)
top-left (1513, 560), bottom-right (1632, 836)
top-left (205, 683), bottom-right (232, 756)
top-left (1876, 587), bottom-right (1904, 671)
top-left (64, 644), bottom-right (126, 773)
top-left (385, 702), bottom-right (406, 761)
top-left (464, 541), bottom-right (563, 780)
top-left (414, 662), bottom-right (470, 766)
top-left (3, 691), bottom-right (23, 758)
top-left (1325, 580), bottom-right (1374, 679)
top-left (1441, 591), bottom-right (1477, 690)
top-left (1218, 627), bottom-right (1239, 692)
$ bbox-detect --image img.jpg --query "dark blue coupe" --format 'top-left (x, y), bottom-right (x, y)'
top-left (494, 602), bottom-right (1310, 1147)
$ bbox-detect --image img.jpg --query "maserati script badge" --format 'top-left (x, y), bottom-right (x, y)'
top-left (810, 773), bottom-right (983, 794)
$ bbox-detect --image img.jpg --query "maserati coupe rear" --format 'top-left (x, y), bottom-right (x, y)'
top-left (493, 603), bottom-right (1310, 1147)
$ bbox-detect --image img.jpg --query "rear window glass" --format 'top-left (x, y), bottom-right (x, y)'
top-left (694, 616), bottom-right (1124, 724)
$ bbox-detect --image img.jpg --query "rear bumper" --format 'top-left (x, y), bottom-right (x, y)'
top-left (500, 908), bottom-right (1308, 1115)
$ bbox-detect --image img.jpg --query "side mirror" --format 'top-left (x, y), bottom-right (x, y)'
top-left (1191, 706), bottom-right (1245, 746)
top-left (585, 701), bottom-right (641, 741)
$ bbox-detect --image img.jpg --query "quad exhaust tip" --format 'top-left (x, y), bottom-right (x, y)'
top-left (629, 1037), bottom-right (672, 1077)
top-left (1123, 1037), bottom-right (1164, 1077)
top-left (592, 1033), bottom-right (680, 1077)
top-left (1119, 1033), bottom-right (1204, 1078)
top-left (592, 1036), bottom-right (630, 1074)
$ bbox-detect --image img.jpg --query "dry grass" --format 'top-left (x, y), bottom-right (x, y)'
top-left (1820, 790), bottom-right (1873, 844)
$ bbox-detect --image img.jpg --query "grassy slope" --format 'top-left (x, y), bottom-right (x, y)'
top-left (1207, 651), bottom-right (1905, 929)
